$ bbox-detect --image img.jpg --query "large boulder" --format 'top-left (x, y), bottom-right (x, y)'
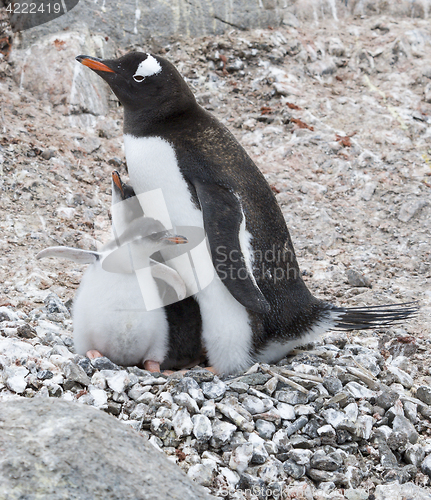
top-left (0, 398), bottom-right (216, 500)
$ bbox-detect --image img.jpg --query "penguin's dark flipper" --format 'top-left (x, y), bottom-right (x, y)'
top-left (194, 180), bottom-right (270, 314)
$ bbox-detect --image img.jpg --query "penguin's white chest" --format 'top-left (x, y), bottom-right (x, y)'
top-left (124, 135), bottom-right (203, 229)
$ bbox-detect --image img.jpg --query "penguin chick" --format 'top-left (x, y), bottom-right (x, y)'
top-left (37, 172), bottom-right (203, 371)
top-left (76, 52), bottom-right (418, 375)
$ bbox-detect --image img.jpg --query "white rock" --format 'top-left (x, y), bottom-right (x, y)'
top-left (229, 443), bottom-right (254, 473)
top-left (187, 464), bottom-right (214, 487)
top-left (220, 467), bottom-right (240, 487)
top-left (88, 386), bottom-right (108, 408)
top-left (388, 366), bottom-right (414, 389)
top-left (105, 370), bottom-right (130, 393)
top-left (172, 407), bottom-right (193, 438)
top-left (277, 402), bottom-right (295, 420)
top-left (192, 414), bottom-right (213, 442)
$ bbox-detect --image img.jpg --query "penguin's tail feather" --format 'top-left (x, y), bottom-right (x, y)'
top-left (326, 301), bottom-right (419, 331)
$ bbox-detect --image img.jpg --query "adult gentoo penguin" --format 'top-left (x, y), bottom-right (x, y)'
top-left (37, 171), bottom-right (203, 372)
top-left (76, 52), bottom-right (417, 375)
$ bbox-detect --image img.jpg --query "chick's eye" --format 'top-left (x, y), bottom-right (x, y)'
top-left (150, 232), bottom-right (159, 240)
top-left (133, 75), bottom-right (145, 82)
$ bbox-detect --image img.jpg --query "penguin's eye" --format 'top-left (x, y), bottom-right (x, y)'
top-left (149, 232), bottom-right (159, 240)
top-left (133, 75), bottom-right (145, 82)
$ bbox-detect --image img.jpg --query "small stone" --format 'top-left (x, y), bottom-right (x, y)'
top-left (241, 395), bottom-right (272, 415)
top-left (6, 367), bottom-right (29, 394)
top-left (263, 377), bottom-right (278, 395)
top-left (201, 377), bottom-right (227, 400)
top-left (37, 370), bottom-right (53, 381)
top-left (285, 416), bottom-right (308, 436)
top-left (128, 384), bottom-right (150, 401)
top-left (229, 444), bottom-right (254, 474)
top-left (105, 401), bottom-right (122, 416)
top-left (378, 442), bottom-right (398, 468)
top-left (62, 361), bottom-right (90, 387)
top-left (178, 377), bottom-right (205, 405)
top-left (416, 386), bottom-right (431, 405)
top-left (317, 424), bottom-right (336, 439)
top-left (310, 450), bottom-right (342, 471)
top-left (172, 407), bottom-right (193, 438)
top-left (105, 370), bottom-right (130, 393)
top-left (272, 429), bottom-right (292, 454)
top-left (192, 414), bottom-right (213, 442)
top-left (255, 419), bottom-right (276, 439)
top-left (355, 415), bottom-right (373, 440)
top-left (44, 293), bottom-right (69, 315)
top-left (377, 391), bottom-right (399, 410)
top-left (150, 418), bottom-right (173, 441)
top-left (187, 464), bottom-right (214, 487)
top-left (404, 443), bottom-right (425, 466)
top-left (236, 373), bottom-right (271, 386)
top-left (344, 382), bottom-right (375, 399)
top-left (346, 269), bottom-right (371, 288)
top-left (228, 381), bottom-right (249, 394)
top-left (210, 420), bottom-right (237, 448)
top-left (323, 376), bottom-right (343, 395)
top-left (77, 357), bottom-right (94, 377)
top-left (403, 401), bottom-right (418, 423)
top-left (307, 469), bottom-right (344, 484)
top-left (174, 393), bottom-right (199, 414)
top-left (392, 415), bottom-right (418, 444)
top-left (216, 403), bottom-right (254, 432)
top-left (345, 488), bottom-right (368, 500)
top-left (421, 454), bottom-right (431, 478)
top-left (91, 357), bottom-right (120, 371)
top-left (201, 400), bottom-right (216, 418)
top-left (237, 473), bottom-right (266, 497)
top-left (294, 405), bottom-right (315, 416)
top-left (41, 149), bottom-right (55, 160)
top-left (275, 390), bottom-right (307, 405)
top-left (387, 366), bottom-right (413, 389)
top-left (387, 430), bottom-right (408, 451)
top-left (250, 443), bottom-right (269, 465)
top-left (184, 367), bottom-right (214, 383)
top-left (277, 402), bottom-right (296, 420)
top-left (16, 324), bottom-right (37, 339)
top-left (288, 449), bottom-right (313, 466)
top-left (283, 459), bottom-right (306, 479)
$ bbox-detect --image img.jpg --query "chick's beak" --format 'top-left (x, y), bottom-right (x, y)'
top-left (162, 234), bottom-right (188, 245)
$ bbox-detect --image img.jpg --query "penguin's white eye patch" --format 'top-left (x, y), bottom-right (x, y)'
top-left (133, 54), bottom-right (162, 82)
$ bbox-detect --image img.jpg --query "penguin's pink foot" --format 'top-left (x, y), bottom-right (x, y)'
top-left (203, 366), bottom-right (218, 374)
top-left (143, 360), bottom-right (161, 373)
top-left (86, 350), bottom-right (104, 359)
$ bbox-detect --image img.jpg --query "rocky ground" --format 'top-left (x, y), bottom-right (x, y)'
top-left (1, 13), bottom-right (431, 500)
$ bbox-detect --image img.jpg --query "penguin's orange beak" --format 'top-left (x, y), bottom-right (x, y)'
top-left (76, 55), bottom-right (115, 73)
top-left (111, 171), bottom-right (124, 196)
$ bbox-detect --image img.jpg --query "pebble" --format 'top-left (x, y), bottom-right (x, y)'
top-left (255, 419), bottom-right (276, 439)
top-left (229, 444), bottom-right (254, 473)
top-left (61, 361), bottom-right (90, 387)
top-left (187, 463), bottom-right (214, 487)
top-left (192, 414), bottom-right (213, 442)
top-left (210, 420), bottom-right (237, 448)
top-left (104, 370), bottom-right (130, 393)
top-left (172, 407), bottom-right (193, 438)
top-left (392, 415), bottom-right (419, 444)
top-left (416, 386), bottom-right (431, 406)
top-left (201, 377), bottom-right (227, 400)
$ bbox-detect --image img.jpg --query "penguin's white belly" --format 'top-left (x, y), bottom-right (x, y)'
top-left (73, 262), bottom-right (169, 367)
top-left (124, 134), bottom-right (254, 374)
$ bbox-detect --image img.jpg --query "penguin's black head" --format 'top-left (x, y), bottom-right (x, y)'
top-left (76, 52), bottom-right (196, 121)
